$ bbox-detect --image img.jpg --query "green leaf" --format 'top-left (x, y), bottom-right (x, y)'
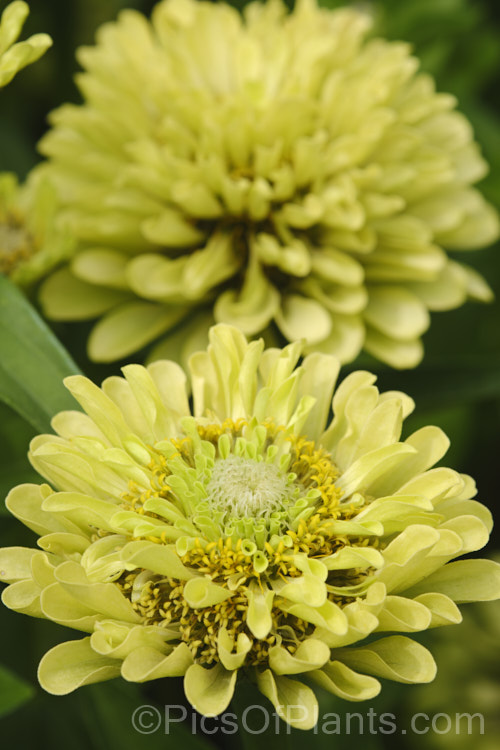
top-left (0, 663), bottom-right (35, 718)
top-left (0, 402), bottom-right (39, 511)
top-left (0, 275), bottom-right (82, 433)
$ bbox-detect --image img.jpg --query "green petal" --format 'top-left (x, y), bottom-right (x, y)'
top-left (118, 362), bottom-right (187, 441)
top-left (88, 301), bottom-right (189, 362)
top-left (310, 248), bottom-right (364, 286)
top-left (141, 208), bottom-right (206, 247)
top-left (253, 233), bottom-right (312, 274)
top-left (311, 660), bottom-right (381, 701)
top-left (278, 575), bottom-right (327, 608)
top-left (364, 327), bottom-right (423, 369)
top-left (147, 359), bottom-right (191, 422)
top-left (217, 628), bottom-right (252, 671)
top-left (183, 577), bottom-right (233, 608)
top-left (408, 261), bottom-right (468, 311)
top-left (37, 638), bottom-right (121, 695)
top-left (2, 579), bottom-right (42, 616)
top-left (71, 247), bottom-right (129, 289)
top-left (333, 636), bottom-right (437, 684)
top-left (0, 546), bottom-right (39, 583)
top-left (413, 593), bottom-right (462, 627)
top-left (246, 582), bottom-right (274, 639)
top-left (337, 443), bottom-right (417, 497)
top-left (62, 375), bottom-right (143, 450)
top-left (315, 604), bottom-right (380, 648)
top-left (377, 525), bottom-right (444, 593)
top-left (275, 294), bottom-right (332, 344)
top-left (437, 199), bottom-right (499, 249)
top-left (256, 670), bottom-right (318, 730)
top-left (296, 352), bottom-right (340, 440)
top-left (31, 552), bottom-right (56, 588)
top-left (438, 499), bottom-right (492, 532)
top-left (373, 426), bottom-right (451, 497)
top-left (54, 561), bottom-right (141, 622)
top-left (39, 268), bottom-right (130, 321)
top-left (184, 663), bottom-right (237, 717)
top-left (268, 639), bottom-right (330, 675)
top-left (41, 492), bottom-right (124, 534)
top-left (460, 262), bottom-right (494, 302)
top-left (129, 231), bottom-right (239, 301)
top-left (323, 547), bottom-right (384, 571)
top-left (190, 324), bottom-right (264, 421)
top-left (306, 313), bottom-right (364, 364)
top-left (395, 467), bottom-right (463, 505)
top-left (375, 595), bottom-right (432, 633)
top-left (348, 397), bottom-right (407, 465)
top-left (277, 598), bottom-right (348, 635)
top-left (94, 620), bottom-right (165, 661)
top-left (438, 514), bottom-right (490, 554)
top-left (365, 286), bottom-right (430, 340)
top-left (405, 559), bottom-right (500, 602)
top-left (0, 2), bottom-right (30, 53)
top-left (214, 253), bottom-right (280, 335)
top-left (6, 484), bottom-right (68, 536)
top-left (120, 541), bottom-right (195, 580)
top-left (40, 583), bottom-right (100, 632)
top-left (38, 532), bottom-right (89, 558)
top-left (121, 643), bottom-right (194, 681)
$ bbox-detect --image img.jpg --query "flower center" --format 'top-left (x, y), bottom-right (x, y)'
top-left (0, 219), bottom-right (35, 276)
top-left (204, 455), bottom-right (296, 520)
top-left (116, 419), bottom-right (378, 666)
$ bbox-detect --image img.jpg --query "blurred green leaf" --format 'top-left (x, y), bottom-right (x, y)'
top-left (0, 663), bottom-right (35, 719)
top-left (0, 275), bottom-right (82, 433)
top-left (0, 402), bottom-right (39, 512)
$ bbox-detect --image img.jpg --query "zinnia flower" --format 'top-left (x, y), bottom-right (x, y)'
top-left (0, 170), bottom-right (74, 286)
top-left (1, 324), bottom-right (499, 728)
top-left (37, 0), bottom-right (498, 368)
top-left (0, 1), bottom-right (51, 87)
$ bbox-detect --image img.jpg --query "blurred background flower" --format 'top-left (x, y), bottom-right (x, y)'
top-left (0, 0), bottom-right (51, 88)
top-left (29, 0), bottom-right (499, 368)
top-left (0, 169), bottom-right (74, 286)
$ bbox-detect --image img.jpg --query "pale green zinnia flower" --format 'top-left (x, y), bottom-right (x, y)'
top-left (0, 1), bottom-right (52, 87)
top-left (37, 0), bottom-right (498, 368)
top-left (1, 325), bottom-right (499, 728)
top-left (0, 170), bottom-right (75, 286)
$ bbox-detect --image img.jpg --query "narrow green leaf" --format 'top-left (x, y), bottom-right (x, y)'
top-left (0, 275), bottom-right (82, 433)
top-left (0, 663), bottom-right (35, 718)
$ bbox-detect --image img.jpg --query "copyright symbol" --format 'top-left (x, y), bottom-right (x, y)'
top-left (132, 705), bottom-right (162, 734)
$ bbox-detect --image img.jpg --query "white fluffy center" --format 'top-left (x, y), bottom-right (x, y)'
top-left (205, 456), bottom-right (293, 519)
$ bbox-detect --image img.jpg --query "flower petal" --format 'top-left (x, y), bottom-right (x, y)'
top-left (88, 301), bottom-right (189, 362)
top-left (184, 663), bottom-right (237, 717)
top-left (333, 636), bottom-right (436, 684)
top-left (311, 661), bottom-right (381, 701)
top-left (122, 643), bottom-right (194, 681)
top-left (37, 638), bottom-right (121, 695)
top-left (256, 670), bottom-right (318, 730)
top-left (406, 559), bottom-right (500, 602)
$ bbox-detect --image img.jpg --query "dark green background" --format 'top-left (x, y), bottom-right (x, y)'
top-left (1, 1), bottom-right (499, 747)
